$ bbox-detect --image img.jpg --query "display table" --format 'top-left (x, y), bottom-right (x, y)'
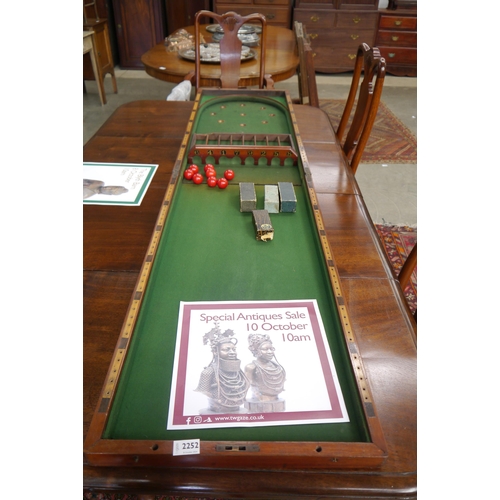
top-left (83, 97), bottom-right (416, 498)
top-left (141, 25), bottom-right (299, 87)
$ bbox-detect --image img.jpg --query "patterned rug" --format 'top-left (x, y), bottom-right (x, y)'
top-left (375, 224), bottom-right (417, 314)
top-left (319, 100), bottom-right (417, 164)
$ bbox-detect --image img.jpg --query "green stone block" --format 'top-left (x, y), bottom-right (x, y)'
top-left (278, 182), bottom-right (297, 213)
top-left (264, 185), bottom-right (279, 213)
top-left (239, 182), bottom-right (257, 212)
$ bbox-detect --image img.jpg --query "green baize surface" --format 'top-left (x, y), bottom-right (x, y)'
top-left (104, 95), bottom-right (370, 443)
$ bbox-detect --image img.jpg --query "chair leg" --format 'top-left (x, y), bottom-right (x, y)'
top-left (398, 243), bottom-right (417, 289)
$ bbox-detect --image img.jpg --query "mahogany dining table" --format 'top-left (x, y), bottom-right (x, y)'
top-left (141, 25), bottom-right (299, 88)
top-left (83, 99), bottom-right (417, 498)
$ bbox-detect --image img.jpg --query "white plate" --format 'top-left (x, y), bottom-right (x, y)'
top-left (179, 43), bottom-right (256, 63)
top-left (205, 23), bottom-right (262, 34)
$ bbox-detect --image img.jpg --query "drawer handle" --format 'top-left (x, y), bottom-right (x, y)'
top-left (353, 16), bottom-right (361, 24)
top-left (394, 20), bottom-right (402, 26)
top-left (310, 15), bottom-right (320, 22)
top-left (266, 13), bottom-right (275, 19)
top-left (348, 54), bottom-right (356, 60)
top-left (388, 52), bottom-right (396, 58)
top-left (310, 33), bottom-right (318, 39)
top-left (350, 34), bottom-right (359, 40)
top-left (391, 35), bottom-right (399, 41)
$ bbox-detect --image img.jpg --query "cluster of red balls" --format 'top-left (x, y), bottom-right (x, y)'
top-left (183, 164), bottom-right (235, 189)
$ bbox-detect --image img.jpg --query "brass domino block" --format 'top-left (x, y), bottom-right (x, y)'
top-left (252, 210), bottom-right (274, 242)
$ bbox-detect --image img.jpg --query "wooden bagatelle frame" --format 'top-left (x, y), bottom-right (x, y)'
top-left (84, 89), bottom-right (387, 470)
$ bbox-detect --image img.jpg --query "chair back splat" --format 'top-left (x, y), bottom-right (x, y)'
top-left (192, 10), bottom-right (268, 90)
top-left (337, 43), bottom-right (386, 175)
top-left (294, 21), bottom-right (319, 108)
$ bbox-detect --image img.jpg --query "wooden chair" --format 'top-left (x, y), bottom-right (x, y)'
top-left (186, 10), bottom-right (273, 90)
top-left (336, 43), bottom-right (386, 175)
top-left (294, 21), bottom-right (319, 108)
top-left (291, 35), bottom-right (385, 175)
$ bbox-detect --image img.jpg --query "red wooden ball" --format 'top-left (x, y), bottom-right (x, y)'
top-left (183, 169), bottom-right (194, 180)
top-left (217, 178), bottom-right (228, 189)
top-left (192, 173), bottom-right (204, 184)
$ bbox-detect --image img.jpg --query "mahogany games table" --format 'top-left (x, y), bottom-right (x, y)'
top-left (141, 25), bottom-right (299, 88)
top-left (83, 93), bottom-right (417, 498)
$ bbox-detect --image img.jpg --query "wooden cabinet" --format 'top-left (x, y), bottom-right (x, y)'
top-left (213, 0), bottom-right (294, 29)
top-left (165, 0), bottom-right (211, 34)
top-left (111, 0), bottom-right (165, 68)
top-left (376, 7), bottom-right (417, 76)
top-left (293, 0), bottom-right (380, 73)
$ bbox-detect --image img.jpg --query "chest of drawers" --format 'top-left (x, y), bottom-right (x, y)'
top-left (213, 0), bottom-right (293, 28)
top-left (376, 8), bottom-right (417, 76)
top-left (293, 0), bottom-right (380, 73)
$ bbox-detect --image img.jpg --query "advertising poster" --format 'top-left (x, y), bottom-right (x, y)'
top-left (83, 162), bottom-right (158, 206)
top-left (167, 300), bottom-right (349, 430)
